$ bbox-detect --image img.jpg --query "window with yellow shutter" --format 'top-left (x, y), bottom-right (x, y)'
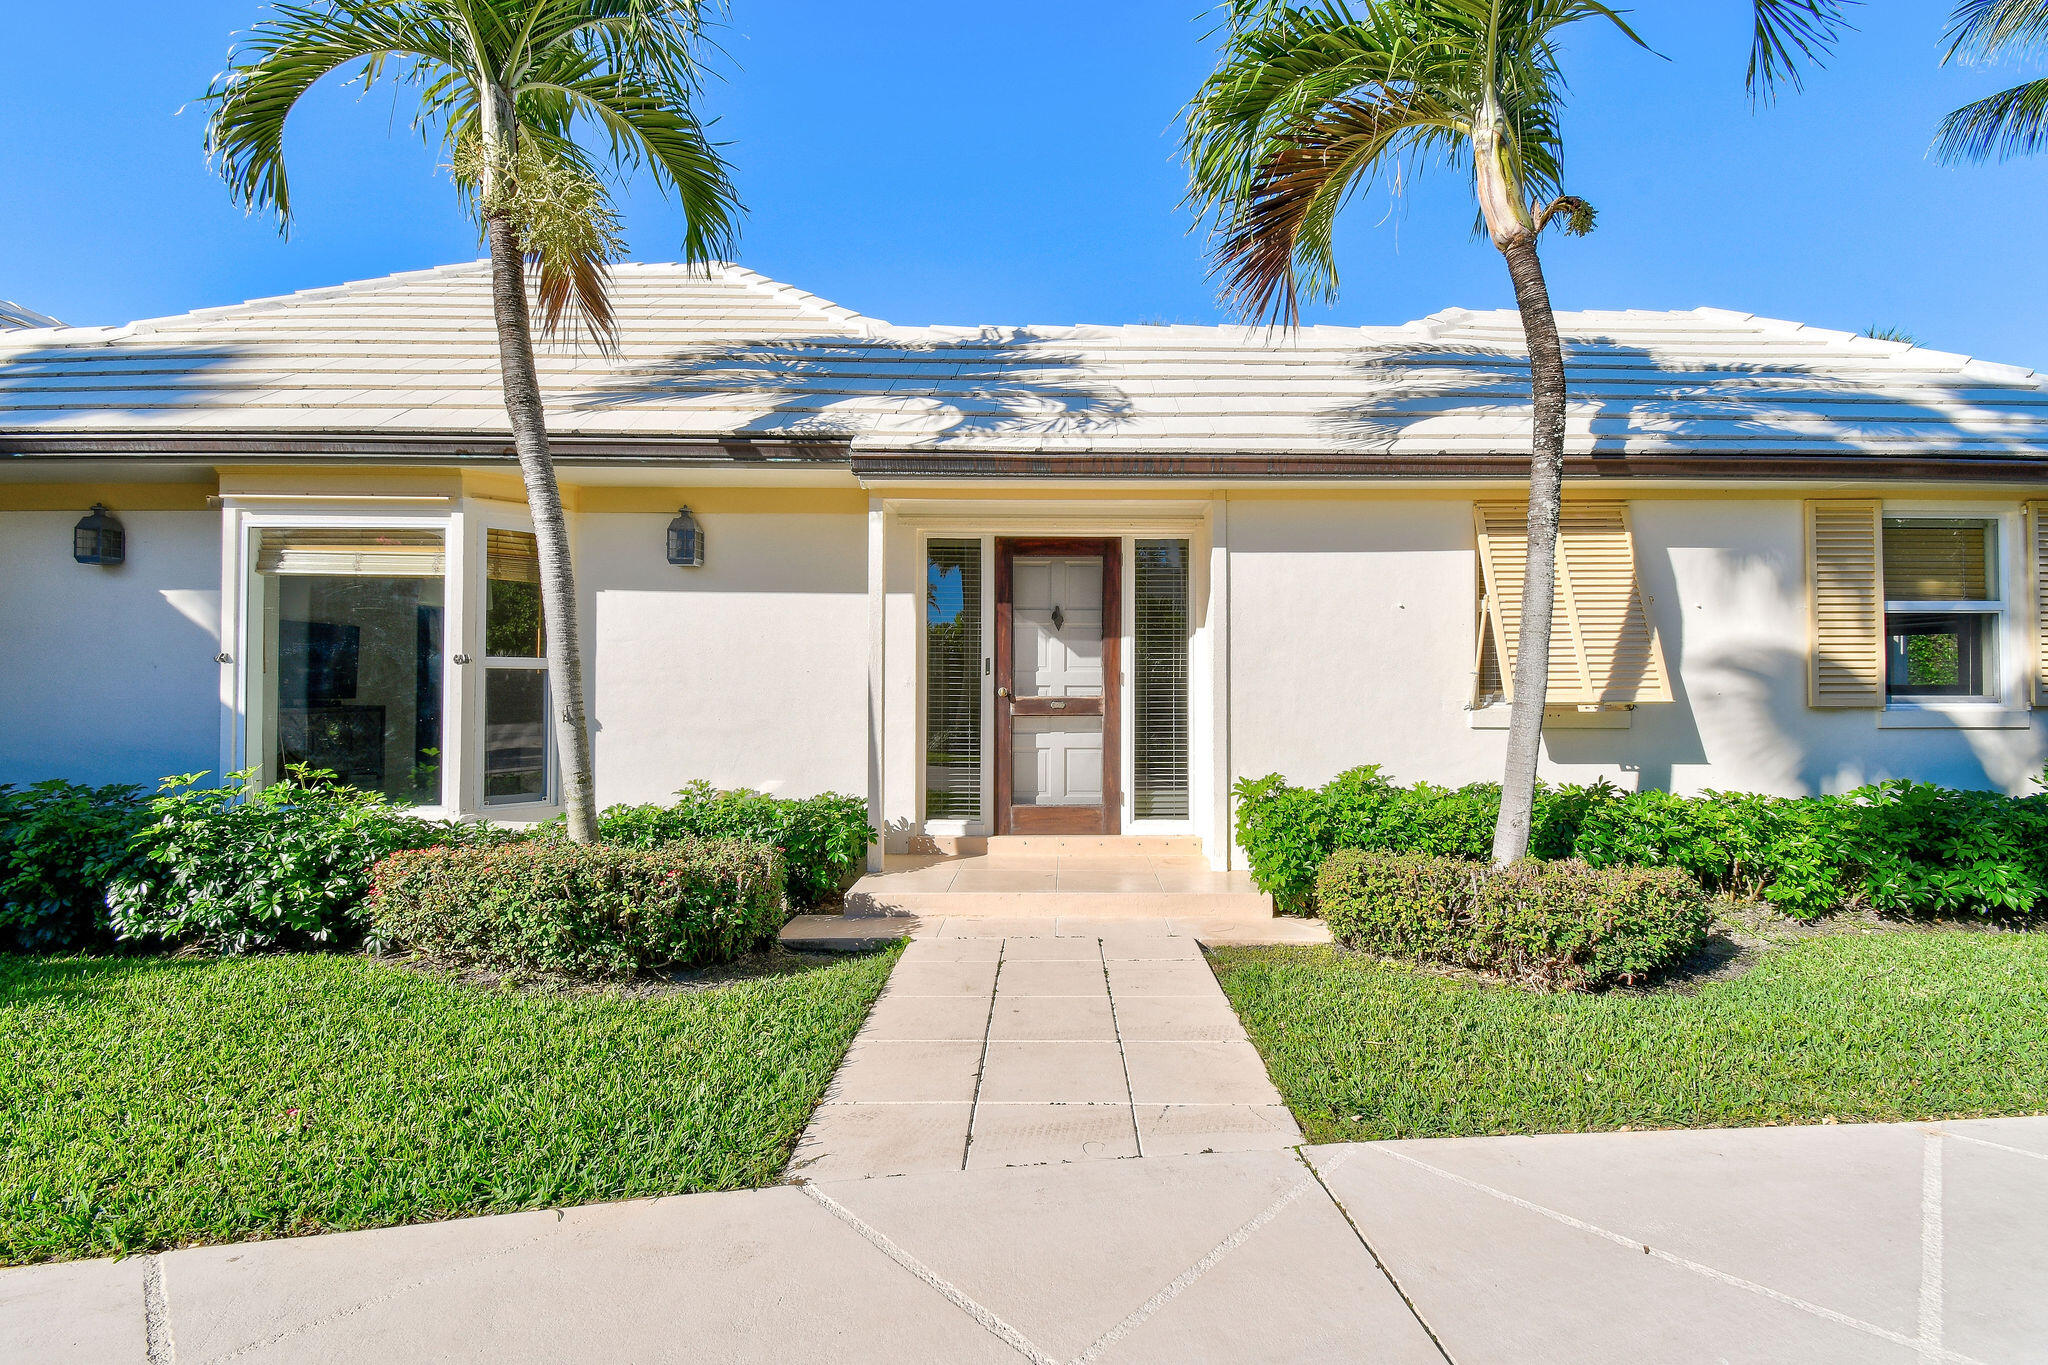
top-left (1472, 502), bottom-right (1672, 708)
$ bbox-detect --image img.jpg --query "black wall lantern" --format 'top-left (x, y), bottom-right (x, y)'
top-left (73, 504), bottom-right (126, 566)
top-left (666, 506), bottom-right (704, 567)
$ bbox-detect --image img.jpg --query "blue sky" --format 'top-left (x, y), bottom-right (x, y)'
top-left (5, 2), bottom-right (2047, 366)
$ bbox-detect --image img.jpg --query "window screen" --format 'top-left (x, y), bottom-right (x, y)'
top-left (925, 540), bottom-right (983, 821)
top-left (1133, 539), bottom-right (1190, 819)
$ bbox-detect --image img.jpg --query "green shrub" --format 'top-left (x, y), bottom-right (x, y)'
top-left (590, 781), bottom-right (870, 908)
top-left (0, 781), bottom-right (150, 950)
top-left (1240, 767), bottom-right (2048, 922)
top-left (369, 838), bottom-right (788, 978)
top-left (107, 769), bottom-right (499, 953)
top-left (1317, 850), bottom-right (1711, 992)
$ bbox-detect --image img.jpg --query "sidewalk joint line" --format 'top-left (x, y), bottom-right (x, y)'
top-left (1100, 939), bottom-right (1144, 1158)
top-left (143, 1254), bottom-right (175, 1365)
top-left (960, 939), bottom-right (1007, 1171)
top-left (1371, 1145), bottom-right (1990, 1365)
top-left (1935, 1129), bottom-right (2048, 1163)
top-left (1919, 1133), bottom-right (1945, 1361)
top-left (1298, 1149), bottom-right (1457, 1365)
top-left (802, 1183), bottom-right (1054, 1365)
top-left (1071, 1161), bottom-right (1324, 1364)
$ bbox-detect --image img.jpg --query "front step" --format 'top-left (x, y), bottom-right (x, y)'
top-left (843, 889), bottom-right (1274, 921)
top-left (985, 835), bottom-right (1207, 858)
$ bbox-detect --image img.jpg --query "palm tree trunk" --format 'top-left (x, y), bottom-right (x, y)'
top-left (486, 213), bottom-right (600, 843)
top-left (1489, 235), bottom-right (1568, 865)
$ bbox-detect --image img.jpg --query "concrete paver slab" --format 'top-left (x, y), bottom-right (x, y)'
top-left (1137, 1104), bottom-right (1303, 1157)
top-left (966, 1104), bottom-right (1140, 1169)
top-left (1937, 1114), bottom-right (2048, 1159)
top-left (1105, 958), bottom-right (1223, 996)
top-left (880, 960), bottom-right (999, 996)
top-left (988, 994), bottom-right (1119, 1042)
top-left (937, 916), bottom-right (1050, 938)
top-left (1055, 916), bottom-right (1178, 937)
top-left (997, 935), bottom-right (1104, 962)
top-left (0, 1255), bottom-right (146, 1365)
top-left (786, 1102), bottom-right (973, 1180)
top-left (895, 936), bottom-right (1002, 963)
top-left (994, 958), bottom-right (1109, 996)
top-left (1111, 992), bottom-right (1249, 1041)
top-left (822, 1040), bottom-right (987, 1104)
top-left (160, 1188), bottom-right (1021, 1365)
top-left (857, 993), bottom-right (992, 1042)
top-left (1099, 936), bottom-right (1203, 960)
top-left (978, 1040), bottom-right (1131, 1104)
top-left (1123, 1039), bottom-right (1287, 1106)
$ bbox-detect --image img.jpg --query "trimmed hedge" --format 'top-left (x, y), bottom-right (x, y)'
top-left (1238, 765), bottom-right (2048, 921)
top-left (1317, 850), bottom-right (1712, 992)
top-left (369, 839), bottom-right (788, 978)
top-left (590, 781), bottom-right (871, 909)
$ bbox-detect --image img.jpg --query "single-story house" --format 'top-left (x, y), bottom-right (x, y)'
top-left (3, 261), bottom-right (2045, 869)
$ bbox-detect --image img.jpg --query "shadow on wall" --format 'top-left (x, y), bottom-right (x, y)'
top-left (568, 331), bottom-right (1136, 445)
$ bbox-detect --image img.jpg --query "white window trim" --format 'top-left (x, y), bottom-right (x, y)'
top-left (1877, 504), bottom-right (2031, 729)
top-left (470, 508), bottom-right (563, 820)
top-left (223, 500), bottom-right (467, 822)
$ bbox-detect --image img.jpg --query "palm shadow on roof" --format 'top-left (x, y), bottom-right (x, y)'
top-left (567, 329), bottom-right (1136, 443)
top-left (1316, 335), bottom-right (2048, 459)
top-left (0, 339), bottom-right (266, 426)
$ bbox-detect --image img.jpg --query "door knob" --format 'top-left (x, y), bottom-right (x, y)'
top-left (997, 686), bottom-right (1012, 699)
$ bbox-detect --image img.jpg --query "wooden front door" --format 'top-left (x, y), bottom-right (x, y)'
top-left (994, 538), bottom-right (1121, 835)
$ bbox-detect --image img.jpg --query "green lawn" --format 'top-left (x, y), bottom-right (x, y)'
top-left (1209, 930), bottom-right (2048, 1145)
top-left (0, 947), bottom-right (898, 1265)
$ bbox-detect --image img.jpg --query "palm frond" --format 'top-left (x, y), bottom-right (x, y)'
top-left (1945, 0), bottom-right (2048, 63)
top-left (1748, 0), bottom-right (1858, 102)
top-left (1935, 76), bottom-right (2048, 162)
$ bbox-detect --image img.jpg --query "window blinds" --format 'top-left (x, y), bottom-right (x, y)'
top-left (1805, 500), bottom-right (1886, 708)
top-left (1133, 539), bottom-right (1191, 819)
top-left (924, 540), bottom-right (983, 821)
top-left (255, 528), bottom-right (445, 577)
top-left (1883, 520), bottom-right (1992, 602)
top-left (487, 528), bottom-right (542, 585)
top-left (1473, 503), bottom-right (1671, 706)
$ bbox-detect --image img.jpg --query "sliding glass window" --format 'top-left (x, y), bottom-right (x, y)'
top-left (925, 539), bottom-right (983, 821)
top-left (253, 527), bottom-right (446, 805)
top-left (1133, 539), bottom-right (1190, 819)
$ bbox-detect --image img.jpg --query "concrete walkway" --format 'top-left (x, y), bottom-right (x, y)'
top-left (10, 1117), bottom-right (2043, 1363)
top-left (787, 935), bottom-right (1302, 1179)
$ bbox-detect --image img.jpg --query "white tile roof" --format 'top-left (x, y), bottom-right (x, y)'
top-left (0, 300), bottom-right (61, 330)
top-left (3, 259), bottom-right (2046, 470)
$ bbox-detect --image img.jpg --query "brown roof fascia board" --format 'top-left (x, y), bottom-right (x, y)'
top-left (849, 451), bottom-right (2048, 482)
top-left (0, 432), bottom-right (854, 466)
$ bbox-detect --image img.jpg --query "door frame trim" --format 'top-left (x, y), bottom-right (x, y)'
top-left (993, 536), bottom-right (1122, 836)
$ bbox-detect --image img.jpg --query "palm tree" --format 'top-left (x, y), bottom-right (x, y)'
top-left (203, 0), bottom-right (741, 843)
top-left (1186, 0), bottom-right (1637, 864)
top-left (1935, 1), bottom-right (2048, 165)
top-left (1186, 0), bottom-right (1857, 864)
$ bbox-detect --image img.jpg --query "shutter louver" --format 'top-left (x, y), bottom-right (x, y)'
top-left (1473, 502), bottom-right (1671, 705)
top-left (2030, 502), bottom-right (2048, 707)
top-left (1806, 499), bottom-right (1885, 708)
top-left (255, 527), bottom-right (445, 577)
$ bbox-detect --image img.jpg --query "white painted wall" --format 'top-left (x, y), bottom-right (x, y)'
top-left (0, 510), bottom-right (222, 788)
top-left (575, 509), bottom-right (869, 807)
top-left (1226, 496), bottom-right (2048, 798)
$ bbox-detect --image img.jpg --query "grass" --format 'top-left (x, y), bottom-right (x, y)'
top-left (1209, 929), bottom-right (2048, 1145)
top-left (0, 947), bottom-right (898, 1265)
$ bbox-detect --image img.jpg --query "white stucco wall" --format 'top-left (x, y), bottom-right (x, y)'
top-left (0, 510), bottom-right (222, 788)
top-left (1226, 494), bottom-right (2048, 798)
top-left (576, 508), bottom-right (869, 807)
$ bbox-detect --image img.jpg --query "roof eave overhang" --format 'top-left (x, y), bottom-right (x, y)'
top-left (0, 431), bottom-right (855, 468)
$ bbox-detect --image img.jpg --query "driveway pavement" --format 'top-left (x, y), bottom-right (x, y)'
top-left (7, 1116), bottom-right (2044, 1363)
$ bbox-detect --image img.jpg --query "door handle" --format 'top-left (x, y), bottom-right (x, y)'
top-left (997, 686), bottom-right (1012, 700)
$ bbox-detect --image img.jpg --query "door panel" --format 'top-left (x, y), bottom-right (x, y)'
top-left (994, 538), bottom-right (1121, 835)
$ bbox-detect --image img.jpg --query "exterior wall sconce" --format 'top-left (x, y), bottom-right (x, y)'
top-left (73, 504), bottom-right (126, 566)
top-left (666, 506), bottom-right (704, 567)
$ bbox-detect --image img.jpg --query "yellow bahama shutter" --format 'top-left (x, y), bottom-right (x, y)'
top-left (1804, 499), bottom-right (1886, 708)
top-left (1473, 502), bottom-right (1672, 706)
top-left (2030, 501), bottom-right (2048, 707)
